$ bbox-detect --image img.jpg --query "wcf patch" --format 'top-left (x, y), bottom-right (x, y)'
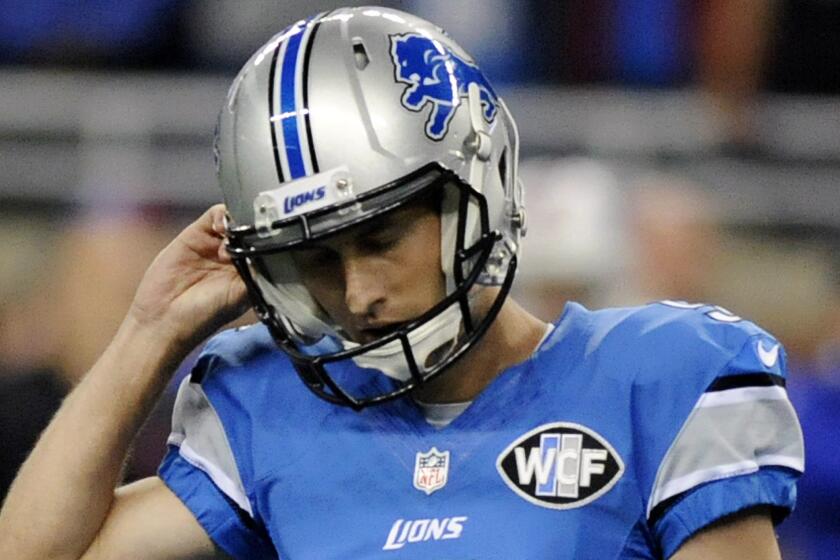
top-left (496, 422), bottom-right (624, 509)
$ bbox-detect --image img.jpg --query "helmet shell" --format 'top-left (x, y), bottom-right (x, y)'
top-left (217, 7), bottom-right (520, 258)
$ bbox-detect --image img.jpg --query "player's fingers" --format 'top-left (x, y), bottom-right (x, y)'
top-left (217, 238), bottom-right (233, 264)
top-left (208, 204), bottom-right (227, 238)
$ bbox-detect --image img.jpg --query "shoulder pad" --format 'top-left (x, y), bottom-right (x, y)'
top-left (589, 301), bottom-right (786, 387)
top-left (190, 323), bottom-right (284, 384)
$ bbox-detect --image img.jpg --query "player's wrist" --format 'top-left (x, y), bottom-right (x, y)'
top-left (116, 310), bottom-right (196, 371)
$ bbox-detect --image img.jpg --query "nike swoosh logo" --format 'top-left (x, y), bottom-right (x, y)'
top-left (757, 341), bottom-right (779, 368)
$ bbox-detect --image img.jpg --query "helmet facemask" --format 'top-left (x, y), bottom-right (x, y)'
top-left (227, 163), bottom-right (517, 409)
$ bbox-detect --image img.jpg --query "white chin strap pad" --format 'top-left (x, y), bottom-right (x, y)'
top-left (440, 185), bottom-right (482, 295)
top-left (346, 302), bottom-right (463, 381)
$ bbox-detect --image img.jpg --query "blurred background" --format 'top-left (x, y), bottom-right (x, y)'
top-left (0, 1), bottom-right (837, 557)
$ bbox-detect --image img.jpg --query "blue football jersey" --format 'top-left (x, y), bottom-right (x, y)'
top-left (159, 301), bottom-right (804, 559)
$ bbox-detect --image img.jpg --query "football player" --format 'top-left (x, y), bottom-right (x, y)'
top-left (0, 7), bottom-right (803, 559)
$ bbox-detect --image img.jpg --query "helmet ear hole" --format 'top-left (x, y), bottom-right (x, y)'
top-left (352, 38), bottom-right (370, 70)
top-left (423, 338), bottom-right (457, 370)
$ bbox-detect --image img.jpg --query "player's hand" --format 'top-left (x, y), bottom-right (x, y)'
top-left (127, 204), bottom-right (249, 353)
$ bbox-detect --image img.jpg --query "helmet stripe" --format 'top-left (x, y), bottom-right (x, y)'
top-left (279, 21), bottom-right (307, 179)
top-left (301, 15), bottom-right (326, 174)
top-left (269, 20), bottom-right (308, 185)
top-left (273, 15), bottom-right (324, 181)
top-left (267, 36), bottom-right (285, 185)
top-left (291, 15), bottom-right (322, 177)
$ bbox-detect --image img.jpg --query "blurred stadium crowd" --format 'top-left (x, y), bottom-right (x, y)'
top-left (0, 2), bottom-right (838, 558)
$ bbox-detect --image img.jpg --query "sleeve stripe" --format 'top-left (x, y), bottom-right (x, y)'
top-left (175, 440), bottom-right (254, 517)
top-left (649, 454), bottom-right (804, 520)
top-left (647, 394), bottom-right (804, 519)
top-left (706, 372), bottom-right (785, 392)
top-left (697, 385), bottom-right (787, 408)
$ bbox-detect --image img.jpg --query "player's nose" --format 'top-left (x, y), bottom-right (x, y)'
top-left (342, 255), bottom-right (386, 318)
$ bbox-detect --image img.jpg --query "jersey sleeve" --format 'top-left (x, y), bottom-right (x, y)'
top-left (158, 341), bottom-right (277, 560)
top-left (631, 303), bottom-right (805, 558)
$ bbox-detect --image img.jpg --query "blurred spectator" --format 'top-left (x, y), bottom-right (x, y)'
top-left (406, 0), bottom-right (530, 83)
top-left (0, 210), bottom-right (65, 499)
top-left (697, 0), bottom-right (778, 150)
top-left (710, 232), bottom-right (835, 360)
top-left (607, 173), bottom-right (723, 306)
top-left (0, 0), bottom-right (185, 68)
top-left (767, 0), bottom-right (840, 95)
top-left (611, 0), bottom-right (694, 86)
top-left (517, 162), bottom-right (726, 316)
top-left (1, 0), bottom-right (838, 99)
top-left (51, 211), bottom-right (176, 384)
top-left (182, 0), bottom-right (378, 70)
top-left (0, 205), bottom-right (263, 491)
top-left (0, 207), bottom-right (183, 499)
top-left (777, 252), bottom-right (840, 560)
top-left (514, 158), bottom-right (627, 319)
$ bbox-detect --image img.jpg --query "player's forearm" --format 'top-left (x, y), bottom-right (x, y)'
top-left (0, 316), bottom-right (189, 560)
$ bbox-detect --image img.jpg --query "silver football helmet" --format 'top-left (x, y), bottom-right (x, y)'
top-left (219, 6), bottom-right (524, 409)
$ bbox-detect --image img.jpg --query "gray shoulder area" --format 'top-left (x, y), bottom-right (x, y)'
top-left (168, 376), bottom-right (255, 516)
top-left (165, 323), bottom-right (288, 518)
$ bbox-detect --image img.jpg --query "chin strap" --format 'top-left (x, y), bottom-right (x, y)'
top-left (346, 301), bottom-right (464, 381)
top-left (440, 82), bottom-right (496, 294)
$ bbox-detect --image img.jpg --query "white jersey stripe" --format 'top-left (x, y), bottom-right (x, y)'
top-left (177, 440), bottom-right (254, 517)
top-left (651, 453), bottom-right (805, 514)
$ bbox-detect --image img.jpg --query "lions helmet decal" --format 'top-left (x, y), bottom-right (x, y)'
top-left (390, 33), bottom-right (498, 141)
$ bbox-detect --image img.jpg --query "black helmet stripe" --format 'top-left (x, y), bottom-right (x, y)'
top-left (267, 39), bottom-right (285, 186)
top-left (302, 13), bottom-right (328, 175)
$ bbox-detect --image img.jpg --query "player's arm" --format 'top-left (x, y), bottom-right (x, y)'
top-left (81, 477), bottom-right (230, 560)
top-left (669, 508), bottom-right (781, 560)
top-left (0, 205), bottom-right (247, 560)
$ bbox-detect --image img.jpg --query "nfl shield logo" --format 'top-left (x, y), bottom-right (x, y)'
top-left (414, 447), bottom-right (450, 495)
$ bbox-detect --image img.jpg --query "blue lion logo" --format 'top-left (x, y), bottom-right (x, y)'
top-left (390, 33), bottom-right (498, 141)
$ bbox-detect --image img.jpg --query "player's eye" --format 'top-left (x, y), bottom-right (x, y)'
top-left (361, 232), bottom-right (401, 253)
top-left (294, 246), bottom-right (340, 270)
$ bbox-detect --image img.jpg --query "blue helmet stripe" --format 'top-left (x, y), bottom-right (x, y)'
top-left (280, 26), bottom-right (306, 179)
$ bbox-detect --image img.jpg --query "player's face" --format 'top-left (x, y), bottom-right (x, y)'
top-left (290, 199), bottom-right (446, 344)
